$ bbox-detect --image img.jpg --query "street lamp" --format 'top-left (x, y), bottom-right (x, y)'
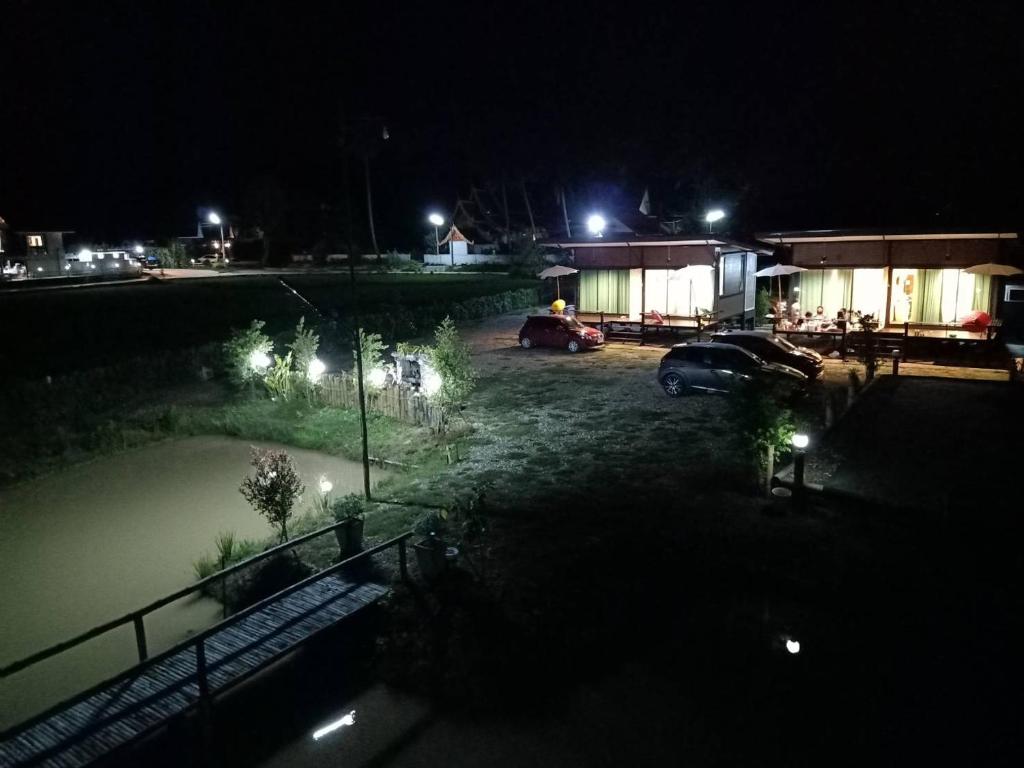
top-left (134, 245), bottom-right (144, 255)
top-left (428, 213), bottom-right (444, 255)
top-left (705, 209), bottom-right (725, 234)
top-left (586, 214), bottom-right (606, 237)
top-left (208, 211), bottom-right (227, 262)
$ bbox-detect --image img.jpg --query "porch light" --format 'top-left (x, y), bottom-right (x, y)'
top-left (249, 350), bottom-right (271, 371)
top-left (792, 433), bottom-right (809, 449)
top-left (307, 357), bottom-right (326, 382)
top-left (704, 209), bottom-right (725, 223)
top-left (586, 214), bottom-right (606, 236)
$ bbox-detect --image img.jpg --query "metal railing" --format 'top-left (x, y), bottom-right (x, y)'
top-left (0, 521), bottom-right (409, 680)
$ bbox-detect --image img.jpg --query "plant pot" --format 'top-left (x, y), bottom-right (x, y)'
top-left (414, 536), bottom-right (447, 581)
top-left (334, 518), bottom-right (365, 558)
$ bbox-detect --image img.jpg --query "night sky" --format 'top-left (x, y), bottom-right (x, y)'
top-left (4, 1), bottom-right (1023, 246)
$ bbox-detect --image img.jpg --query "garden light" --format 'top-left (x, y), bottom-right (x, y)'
top-left (785, 638), bottom-right (801, 654)
top-left (367, 367), bottom-right (387, 388)
top-left (249, 350), bottom-right (271, 371)
top-left (420, 367), bottom-right (443, 396)
top-left (586, 213), bottom-right (606, 236)
top-left (312, 710), bottom-right (356, 740)
top-left (307, 358), bottom-right (327, 382)
top-left (318, 476), bottom-right (333, 495)
top-left (792, 433), bottom-right (809, 449)
top-left (134, 245), bottom-right (144, 254)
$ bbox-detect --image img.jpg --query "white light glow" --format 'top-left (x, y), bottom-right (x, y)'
top-left (249, 350), bottom-right (271, 371)
top-left (705, 209), bottom-right (725, 223)
top-left (208, 212), bottom-right (222, 225)
top-left (312, 710), bottom-right (356, 740)
top-left (212, 241), bottom-right (220, 249)
top-left (792, 433), bottom-right (809, 449)
top-left (318, 475), bottom-right (333, 495)
top-left (224, 241), bottom-right (232, 248)
top-left (786, 639), bottom-right (801, 654)
top-left (134, 245), bottom-right (144, 254)
top-left (367, 367), bottom-right (387, 388)
top-left (586, 214), bottom-right (606, 235)
top-left (428, 213), bottom-right (444, 227)
top-left (89, 264), bottom-right (96, 269)
top-left (420, 367), bottom-right (443, 396)
top-left (36, 266), bottom-right (43, 272)
top-left (78, 249), bottom-right (93, 262)
top-left (307, 357), bottom-right (327, 382)
top-left (64, 264), bottom-right (71, 270)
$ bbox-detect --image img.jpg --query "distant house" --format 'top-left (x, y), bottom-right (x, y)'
top-left (757, 229), bottom-right (1021, 331)
top-left (544, 234), bottom-right (764, 332)
top-left (0, 221), bottom-right (74, 277)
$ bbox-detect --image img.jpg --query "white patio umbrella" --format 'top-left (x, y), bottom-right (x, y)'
top-left (537, 265), bottom-right (579, 299)
top-left (963, 263), bottom-right (1023, 276)
top-left (755, 263), bottom-right (808, 300)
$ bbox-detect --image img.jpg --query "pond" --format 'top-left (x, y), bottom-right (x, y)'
top-left (0, 435), bottom-right (383, 729)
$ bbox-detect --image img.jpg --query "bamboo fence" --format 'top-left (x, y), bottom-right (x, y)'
top-left (316, 373), bottom-right (444, 430)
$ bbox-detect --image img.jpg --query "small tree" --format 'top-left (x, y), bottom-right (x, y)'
top-left (356, 328), bottom-right (385, 384)
top-left (428, 316), bottom-right (477, 424)
top-left (223, 320), bottom-right (273, 391)
top-left (727, 383), bottom-right (796, 493)
top-left (239, 448), bottom-right (305, 542)
top-left (288, 316), bottom-right (320, 377)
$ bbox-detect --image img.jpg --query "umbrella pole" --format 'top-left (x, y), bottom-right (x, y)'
top-left (556, 276), bottom-right (561, 300)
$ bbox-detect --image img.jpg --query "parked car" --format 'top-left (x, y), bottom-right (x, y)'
top-left (518, 315), bottom-right (604, 352)
top-left (657, 342), bottom-right (808, 396)
top-left (710, 330), bottom-right (824, 380)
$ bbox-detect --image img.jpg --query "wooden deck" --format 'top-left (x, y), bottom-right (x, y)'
top-left (0, 575), bottom-right (389, 768)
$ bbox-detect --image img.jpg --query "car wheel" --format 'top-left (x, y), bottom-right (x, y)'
top-left (567, 339), bottom-right (581, 353)
top-left (661, 372), bottom-right (687, 397)
top-left (520, 337), bottom-right (534, 349)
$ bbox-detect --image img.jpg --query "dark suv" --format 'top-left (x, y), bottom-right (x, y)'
top-left (518, 315), bottom-right (604, 353)
top-left (710, 330), bottom-right (823, 380)
top-left (658, 342), bottom-right (807, 396)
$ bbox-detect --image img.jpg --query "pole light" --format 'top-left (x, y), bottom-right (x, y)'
top-left (586, 214), bottom-right (606, 237)
top-left (705, 209), bottom-right (725, 234)
top-left (792, 433), bottom-right (808, 493)
top-left (208, 212), bottom-right (226, 262)
top-left (428, 213), bottom-right (444, 255)
top-left (134, 245), bottom-right (144, 255)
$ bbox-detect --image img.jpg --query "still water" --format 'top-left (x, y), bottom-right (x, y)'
top-left (0, 435), bottom-right (381, 728)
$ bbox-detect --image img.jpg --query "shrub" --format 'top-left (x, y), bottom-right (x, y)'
top-left (356, 328), bottom-right (385, 383)
top-left (223, 320), bottom-right (273, 391)
top-left (287, 316), bottom-right (320, 383)
top-left (330, 494), bottom-right (366, 522)
top-left (239, 447), bottom-right (305, 542)
top-left (264, 352), bottom-right (294, 400)
top-left (727, 382), bottom-right (796, 490)
top-left (428, 316), bottom-right (477, 422)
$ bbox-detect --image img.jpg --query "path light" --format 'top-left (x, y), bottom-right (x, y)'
top-left (792, 433), bottom-right (809, 449)
top-left (792, 433), bottom-right (808, 502)
top-left (249, 350), bottom-right (271, 372)
top-left (367, 367), bottom-right (387, 388)
top-left (307, 358), bottom-right (326, 382)
top-left (785, 638), bottom-right (801, 654)
top-left (420, 367), bottom-right (443, 396)
top-left (312, 709), bottom-right (356, 741)
top-left (586, 213), bottom-right (606, 236)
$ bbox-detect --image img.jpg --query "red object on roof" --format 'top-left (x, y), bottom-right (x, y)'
top-left (960, 310), bottom-right (992, 333)
top-left (439, 225), bottom-right (474, 245)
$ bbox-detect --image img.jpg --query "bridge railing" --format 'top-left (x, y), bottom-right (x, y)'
top-left (0, 522), bottom-right (411, 680)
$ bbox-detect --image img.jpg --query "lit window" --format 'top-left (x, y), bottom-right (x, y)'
top-left (27, 235), bottom-right (43, 247)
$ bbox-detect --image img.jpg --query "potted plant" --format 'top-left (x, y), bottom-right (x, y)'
top-left (412, 509), bottom-right (448, 580)
top-left (331, 495), bottom-right (366, 557)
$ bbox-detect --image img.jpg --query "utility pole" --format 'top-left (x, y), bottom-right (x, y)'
top-left (560, 186), bottom-right (572, 238)
top-left (521, 178), bottom-right (536, 241)
top-left (364, 153), bottom-right (381, 261)
top-left (501, 175), bottom-right (511, 250)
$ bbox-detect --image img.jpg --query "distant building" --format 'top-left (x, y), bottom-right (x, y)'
top-left (0, 221), bottom-right (73, 277)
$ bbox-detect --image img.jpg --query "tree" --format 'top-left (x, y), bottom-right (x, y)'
top-left (428, 317), bottom-right (477, 426)
top-left (239, 448), bottom-right (305, 542)
top-left (243, 177), bottom-right (288, 268)
top-left (288, 316), bottom-right (320, 398)
top-left (223, 320), bottom-right (273, 391)
top-left (727, 383), bottom-right (796, 493)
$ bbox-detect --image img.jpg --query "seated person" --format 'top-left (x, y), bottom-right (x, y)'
top-left (835, 309), bottom-right (847, 331)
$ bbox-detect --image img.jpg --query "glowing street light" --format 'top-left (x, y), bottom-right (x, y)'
top-left (134, 244), bottom-right (144, 255)
top-left (705, 209), bottom-right (725, 234)
top-left (207, 211), bottom-right (227, 262)
top-left (312, 710), bottom-right (356, 741)
top-left (428, 213), bottom-right (444, 255)
top-left (785, 638), bottom-right (801, 654)
top-left (586, 214), bottom-right (607, 237)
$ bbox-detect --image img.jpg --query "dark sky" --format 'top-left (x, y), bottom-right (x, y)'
top-left (3, 1), bottom-right (1023, 246)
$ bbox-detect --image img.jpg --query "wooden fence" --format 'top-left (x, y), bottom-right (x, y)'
top-left (316, 372), bottom-right (444, 430)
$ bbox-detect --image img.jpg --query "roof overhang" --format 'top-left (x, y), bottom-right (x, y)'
top-left (758, 230), bottom-right (1018, 245)
top-left (543, 236), bottom-right (769, 253)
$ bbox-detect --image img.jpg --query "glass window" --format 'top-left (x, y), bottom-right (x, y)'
top-left (27, 235), bottom-right (43, 247)
top-left (904, 269), bottom-right (993, 324)
top-left (719, 254), bottom-right (743, 296)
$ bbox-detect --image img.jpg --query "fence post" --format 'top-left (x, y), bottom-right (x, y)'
top-left (398, 538), bottom-right (409, 582)
top-left (133, 614), bottom-right (148, 662)
top-left (196, 639), bottom-right (210, 699)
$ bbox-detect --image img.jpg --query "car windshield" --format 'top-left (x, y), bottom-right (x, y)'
top-left (564, 317), bottom-right (585, 330)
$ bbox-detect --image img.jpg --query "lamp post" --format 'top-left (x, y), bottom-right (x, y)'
top-left (208, 212), bottom-right (226, 263)
top-left (428, 213), bottom-right (444, 256)
top-left (586, 213), bottom-right (606, 238)
top-left (792, 433), bottom-right (809, 492)
top-left (705, 209), bottom-right (725, 235)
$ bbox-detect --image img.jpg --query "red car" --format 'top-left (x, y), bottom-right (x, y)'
top-left (518, 315), bottom-right (604, 352)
